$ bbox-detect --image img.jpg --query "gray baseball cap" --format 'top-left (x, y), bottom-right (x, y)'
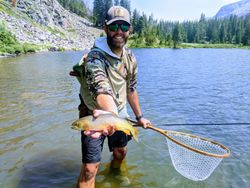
top-left (105, 6), bottom-right (130, 25)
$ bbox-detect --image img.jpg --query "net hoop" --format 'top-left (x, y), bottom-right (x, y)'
top-left (148, 126), bottom-right (230, 158)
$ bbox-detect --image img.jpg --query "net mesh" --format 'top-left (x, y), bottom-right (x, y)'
top-left (166, 131), bottom-right (228, 181)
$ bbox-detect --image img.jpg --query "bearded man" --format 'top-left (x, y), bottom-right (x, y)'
top-left (75, 6), bottom-right (151, 188)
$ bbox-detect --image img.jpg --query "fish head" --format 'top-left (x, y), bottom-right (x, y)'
top-left (71, 118), bottom-right (88, 131)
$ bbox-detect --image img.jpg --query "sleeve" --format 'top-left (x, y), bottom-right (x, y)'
top-left (85, 53), bottom-right (113, 99)
top-left (127, 52), bottom-right (138, 92)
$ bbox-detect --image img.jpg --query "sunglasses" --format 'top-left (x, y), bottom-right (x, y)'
top-left (108, 23), bottom-right (130, 32)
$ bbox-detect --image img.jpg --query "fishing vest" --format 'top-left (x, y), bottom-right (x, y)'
top-left (73, 47), bottom-right (137, 112)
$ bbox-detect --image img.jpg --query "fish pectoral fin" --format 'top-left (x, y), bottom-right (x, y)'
top-left (132, 127), bottom-right (139, 142)
top-left (133, 135), bottom-right (139, 142)
top-left (122, 129), bottom-right (131, 135)
top-left (134, 127), bottom-right (139, 135)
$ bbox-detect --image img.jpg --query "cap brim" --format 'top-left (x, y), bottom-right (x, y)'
top-left (106, 18), bottom-right (130, 25)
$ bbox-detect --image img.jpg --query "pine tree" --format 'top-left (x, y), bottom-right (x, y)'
top-left (114, 0), bottom-right (120, 6)
top-left (93, 0), bottom-right (105, 27)
top-left (132, 9), bottom-right (140, 33)
top-left (242, 14), bottom-right (250, 45)
top-left (172, 23), bottom-right (181, 48)
top-left (120, 0), bottom-right (131, 13)
top-left (197, 13), bottom-right (206, 43)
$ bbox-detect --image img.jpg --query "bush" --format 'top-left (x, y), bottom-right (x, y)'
top-left (0, 23), bottom-right (18, 46)
top-left (0, 23), bottom-right (39, 55)
top-left (1, 45), bottom-right (15, 54)
top-left (23, 44), bottom-right (37, 53)
top-left (12, 44), bottom-right (23, 54)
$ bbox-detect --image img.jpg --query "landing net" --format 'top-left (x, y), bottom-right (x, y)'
top-left (165, 130), bottom-right (230, 181)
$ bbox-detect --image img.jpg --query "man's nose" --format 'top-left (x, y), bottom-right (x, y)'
top-left (117, 27), bottom-right (123, 34)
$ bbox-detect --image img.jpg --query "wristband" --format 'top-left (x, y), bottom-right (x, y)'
top-left (136, 114), bottom-right (143, 121)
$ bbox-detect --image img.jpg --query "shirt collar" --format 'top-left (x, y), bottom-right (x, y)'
top-left (94, 36), bottom-right (125, 59)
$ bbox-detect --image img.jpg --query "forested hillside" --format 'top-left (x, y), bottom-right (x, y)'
top-left (1, 0), bottom-right (249, 56)
top-left (93, 0), bottom-right (250, 48)
top-left (57, 0), bottom-right (90, 18)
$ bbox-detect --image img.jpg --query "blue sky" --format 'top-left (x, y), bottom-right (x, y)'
top-left (86, 0), bottom-right (240, 21)
top-left (130, 0), bottom-right (240, 21)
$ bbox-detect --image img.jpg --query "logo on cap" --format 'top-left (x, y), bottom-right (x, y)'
top-left (114, 8), bottom-right (124, 17)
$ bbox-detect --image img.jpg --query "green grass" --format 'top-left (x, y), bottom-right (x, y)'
top-left (128, 37), bottom-right (250, 49)
top-left (0, 22), bottom-right (49, 55)
top-left (181, 43), bottom-right (250, 49)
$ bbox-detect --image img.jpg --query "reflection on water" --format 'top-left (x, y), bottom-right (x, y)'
top-left (17, 149), bottom-right (80, 188)
top-left (0, 49), bottom-right (250, 187)
top-left (96, 161), bottom-right (144, 188)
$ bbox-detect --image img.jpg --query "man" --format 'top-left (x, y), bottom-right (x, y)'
top-left (74, 6), bottom-right (151, 188)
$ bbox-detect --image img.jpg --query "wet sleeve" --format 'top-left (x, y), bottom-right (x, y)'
top-left (85, 57), bottom-right (113, 99)
top-left (127, 55), bottom-right (138, 92)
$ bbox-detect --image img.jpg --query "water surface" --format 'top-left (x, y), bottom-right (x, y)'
top-left (0, 49), bottom-right (250, 187)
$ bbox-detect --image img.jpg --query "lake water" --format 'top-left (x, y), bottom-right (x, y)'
top-left (0, 48), bottom-right (250, 188)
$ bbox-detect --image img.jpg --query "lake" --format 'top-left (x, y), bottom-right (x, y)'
top-left (0, 48), bottom-right (250, 187)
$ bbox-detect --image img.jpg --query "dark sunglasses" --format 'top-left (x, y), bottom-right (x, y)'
top-left (108, 23), bottom-right (130, 32)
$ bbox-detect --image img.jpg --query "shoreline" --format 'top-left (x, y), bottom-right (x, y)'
top-left (1, 43), bottom-right (249, 58)
top-left (129, 42), bottom-right (250, 49)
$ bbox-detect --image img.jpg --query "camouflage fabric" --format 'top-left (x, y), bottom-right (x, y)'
top-left (76, 47), bottom-right (137, 112)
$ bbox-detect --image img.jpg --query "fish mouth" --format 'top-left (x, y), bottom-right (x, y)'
top-left (71, 125), bottom-right (81, 131)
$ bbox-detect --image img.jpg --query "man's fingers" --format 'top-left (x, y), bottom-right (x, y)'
top-left (84, 126), bottom-right (115, 138)
top-left (90, 132), bottom-right (102, 139)
top-left (102, 125), bottom-right (115, 136)
top-left (84, 130), bottom-right (102, 138)
top-left (84, 130), bottom-right (92, 135)
top-left (93, 109), bottom-right (112, 118)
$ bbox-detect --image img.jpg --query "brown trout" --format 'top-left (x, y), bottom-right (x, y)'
top-left (71, 114), bottom-right (139, 141)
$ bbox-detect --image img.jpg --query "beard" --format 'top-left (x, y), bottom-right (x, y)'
top-left (106, 32), bottom-right (128, 50)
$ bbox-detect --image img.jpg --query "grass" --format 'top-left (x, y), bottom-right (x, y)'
top-left (181, 43), bottom-right (250, 49)
top-left (0, 22), bottom-right (49, 56)
top-left (128, 37), bottom-right (250, 49)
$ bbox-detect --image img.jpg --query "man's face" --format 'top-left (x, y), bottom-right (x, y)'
top-left (105, 21), bottom-right (130, 50)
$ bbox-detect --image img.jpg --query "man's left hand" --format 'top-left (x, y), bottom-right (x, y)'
top-left (138, 117), bottom-right (151, 128)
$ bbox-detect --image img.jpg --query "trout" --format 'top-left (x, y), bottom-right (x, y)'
top-left (71, 114), bottom-right (139, 141)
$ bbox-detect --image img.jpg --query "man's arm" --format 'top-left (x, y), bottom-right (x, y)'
top-left (96, 94), bottom-right (118, 115)
top-left (84, 52), bottom-right (118, 137)
top-left (127, 91), bottom-right (151, 128)
top-left (127, 90), bottom-right (141, 118)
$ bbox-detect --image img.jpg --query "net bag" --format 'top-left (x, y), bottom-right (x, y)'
top-left (166, 131), bottom-right (230, 181)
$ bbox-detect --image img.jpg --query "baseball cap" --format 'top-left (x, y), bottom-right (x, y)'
top-left (105, 6), bottom-right (130, 25)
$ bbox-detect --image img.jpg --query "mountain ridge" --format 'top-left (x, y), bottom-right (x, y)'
top-left (215, 0), bottom-right (250, 19)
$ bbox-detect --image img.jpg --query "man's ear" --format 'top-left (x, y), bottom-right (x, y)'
top-left (104, 25), bottom-right (108, 34)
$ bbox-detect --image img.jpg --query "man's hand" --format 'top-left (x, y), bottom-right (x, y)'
top-left (138, 117), bottom-right (151, 129)
top-left (84, 109), bottom-right (116, 138)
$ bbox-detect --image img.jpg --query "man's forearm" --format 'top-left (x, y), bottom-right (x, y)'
top-left (127, 91), bottom-right (142, 118)
top-left (96, 94), bottom-right (118, 115)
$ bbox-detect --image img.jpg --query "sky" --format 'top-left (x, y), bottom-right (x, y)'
top-left (130, 0), bottom-right (240, 21)
top-left (86, 0), bottom-right (241, 21)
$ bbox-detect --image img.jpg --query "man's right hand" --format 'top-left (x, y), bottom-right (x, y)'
top-left (84, 109), bottom-right (116, 138)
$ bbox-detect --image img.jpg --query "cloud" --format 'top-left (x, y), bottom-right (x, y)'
top-left (222, 0), bottom-right (240, 4)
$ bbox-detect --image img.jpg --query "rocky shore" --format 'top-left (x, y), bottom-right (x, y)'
top-left (0, 0), bottom-right (102, 54)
